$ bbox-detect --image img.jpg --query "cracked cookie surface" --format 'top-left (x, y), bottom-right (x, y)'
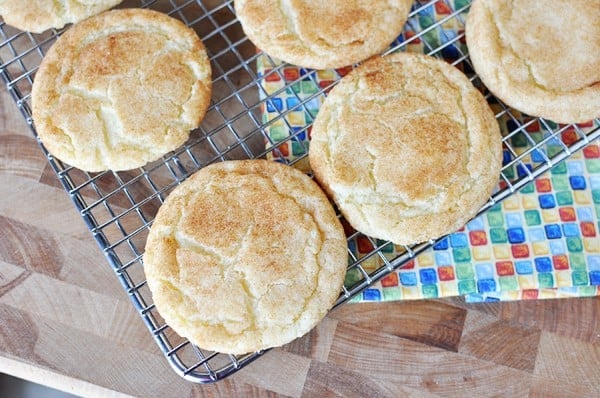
top-left (143, 160), bottom-right (347, 355)
top-left (234, 0), bottom-right (412, 69)
top-left (466, 0), bottom-right (600, 123)
top-left (0, 0), bottom-right (124, 33)
top-left (31, 8), bottom-right (212, 172)
top-left (309, 53), bottom-right (502, 245)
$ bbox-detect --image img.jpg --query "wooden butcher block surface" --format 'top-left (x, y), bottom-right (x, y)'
top-left (0, 84), bottom-right (599, 397)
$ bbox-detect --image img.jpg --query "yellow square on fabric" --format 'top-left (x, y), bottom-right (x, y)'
top-left (417, 252), bottom-right (434, 267)
top-left (402, 286), bottom-right (421, 300)
top-left (583, 238), bottom-right (600, 253)
top-left (440, 281), bottom-right (459, 297)
top-left (521, 195), bottom-right (538, 210)
top-left (574, 191), bottom-right (591, 204)
top-left (542, 209), bottom-right (560, 223)
top-left (503, 195), bottom-right (520, 211)
top-left (473, 246), bottom-right (492, 261)
top-left (518, 275), bottom-right (536, 289)
top-left (493, 245), bottom-right (512, 259)
top-left (556, 271), bottom-right (572, 287)
top-left (532, 241), bottom-right (550, 255)
top-left (539, 289), bottom-right (558, 299)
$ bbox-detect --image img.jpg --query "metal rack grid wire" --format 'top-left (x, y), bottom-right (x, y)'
top-left (0, 0), bottom-right (598, 384)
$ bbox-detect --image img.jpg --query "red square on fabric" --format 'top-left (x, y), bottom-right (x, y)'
top-left (581, 222), bottom-right (597, 237)
top-left (381, 273), bottom-right (399, 287)
top-left (438, 266), bottom-right (455, 281)
top-left (495, 261), bottom-right (515, 276)
top-left (469, 230), bottom-right (488, 246)
top-left (535, 178), bottom-right (552, 192)
top-left (552, 255), bottom-right (569, 270)
top-left (522, 289), bottom-right (539, 300)
top-left (511, 244), bottom-right (530, 258)
top-left (559, 207), bottom-right (577, 222)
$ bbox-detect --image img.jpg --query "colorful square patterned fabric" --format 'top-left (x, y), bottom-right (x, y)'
top-left (256, 1), bottom-right (600, 302)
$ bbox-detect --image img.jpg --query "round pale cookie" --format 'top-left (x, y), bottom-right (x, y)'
top-left (466, 0), bottom-right (600, 124)
top-left (0, 0), bottom-right (124, 33)
top-left (31, 9), bottom-right (212, 172)
top-left (309, 53), bottom-right (503, 246)
top-left (234, 0), bottom-right (413, 69)
top-left (143, 160), bottom-right (347, 355)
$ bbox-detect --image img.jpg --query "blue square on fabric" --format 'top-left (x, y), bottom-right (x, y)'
top-left (435, 251), bottom-right (452, 266)
top-left (291, 127), bottom-right (306, 141)
top-left (450, 233), bottom-right (468, 247)
top-left (569, 176), bottom-right (587, 190)
top-left (363, 289), bottom-right (381, 301)
top-left (467, 217), bottom-right (485, 230)
top-left (286, 97), bottom-right (300, 110)
top-left (502, 151), bottom-right (513, 166)
top-left (477, 279), bottom-right (497, 293)
top-left (528, 227), bottom-right (546, 242)
top-left (590, 176), bottom-right (600, 189)
top-left (550, 240), bottom-right (566, 255)
top-left (266, 98), bottom-right (283, 112)
top-left (517, 163), bottom-right (533, 178)
top-left (535, 257), bottom-right (553, 273)
top-left (507, 227), bottom-right (526, 243)
top-left (475, 263), bottom-right (495, 279)
top-left (505, 213), bottom-right (523, 228)
top-left (419, 268), bottom-right (438, 285)
top-left (531, 149), bottom-right (546, 163)
top-left (484, 296), bottom-right (501, 302)
top-left (562, 223), bottom-right (580, 237)
top-left (544, 224), bottom-right (562, 239)
top-left (539, 194), bottom-right (556, 209)
top-left (400, 272), bottom-right (418, 286)
top-left (590, 271), bottom-right (600, 286)
top-left (588, 255), bottom-right (600, 271)
top-left (515, 261), bottom-right (534, 275)
top-left (577, 207), bottom-right (594, 222)
top-left (433, 238), bottom-right (449, 250)
top-left (567, 161), bottom-right (584, 175)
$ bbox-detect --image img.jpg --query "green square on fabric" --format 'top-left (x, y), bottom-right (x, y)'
top-left (524, 210), bottom-right (541, 226)
top-left (270, 125), bottom-right (288, 142)
top-left (291, 142), bottom-right (306, 156)
top-left (301, 81), bottom-right (318, 94)
top-left (538, 273), bottom-right (554, 288)
top-left (453, 247), bottom-right (471, 262)
top-left (586, 159), bottom-right (600, 173)
top-left (547, 145), bottom-right (562, 157)
top-left (579, 286), bottom-right (599, 296)
top-left (551, 175), bottom-right (570, 190)
top-left (344, 268), bottom-right (362, 288)
top-left (499, 276), bottom-right (519, 291)
top-left (521, 182), bottom-right (535, 194)
top-left (422, 284), bottom-right (439, 298)
top-left (503, 166), bottom-right (515, 181)
top-left (556, 191), bottom-right (574, 206)
top-left (572, 271), bottom-right (589, 286)
top-left (456, 262), bottom-right (475, 280)
top-left (567, 237), bottom-right (583, 252)
top-left (487, 211), bottom-right (504, 227)
top-left (511, 132), bottom-right (529, 148)
top-left (551, 162), bottom-right (567, 175)
top-left (490, 228), bottom-right (508, 243)
top-left (458, 279), bottom-right (476, 295)
top-left (592, 190), bottom-right (600, 204)
top-left (569, 253), bottom-right (587, 271)
top-left (289, 82), bottom-right (301, 94)
top-left (383, 287), bottom-right (402, 301)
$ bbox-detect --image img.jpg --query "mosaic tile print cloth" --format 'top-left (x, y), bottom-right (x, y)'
top-left (256, 1), bottom-right (600, 302)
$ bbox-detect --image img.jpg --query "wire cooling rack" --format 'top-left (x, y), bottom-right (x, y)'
top-left (1, 0), bottom-right (599, 383)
